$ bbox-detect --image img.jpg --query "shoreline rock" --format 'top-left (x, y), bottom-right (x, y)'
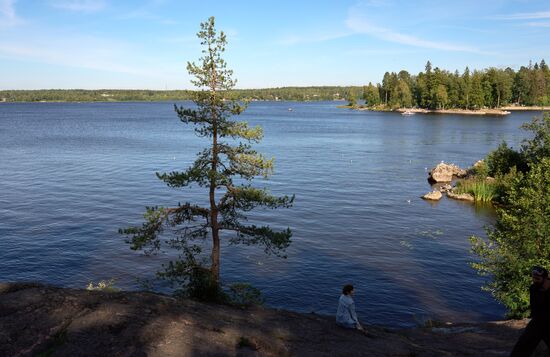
top-left (0, 282), bottom-right (543, 356)
top-left (447, 191), bottom-right (475, 202)
top-left (344, 106), bottom-right (514, 116)
top-left (428, 162), bottom-right (467, 183)
top-left (422, 190), bottom-right (442, 201)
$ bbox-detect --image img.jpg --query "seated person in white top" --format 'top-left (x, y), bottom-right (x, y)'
top-left (336, 284), bottom-right (364, 331)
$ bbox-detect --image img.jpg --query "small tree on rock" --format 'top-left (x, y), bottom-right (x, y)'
top-left (120, 17), bottom-right (293, 299)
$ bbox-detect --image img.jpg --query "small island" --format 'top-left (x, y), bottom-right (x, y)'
top-left (341, 60), bottom-right (550, 116)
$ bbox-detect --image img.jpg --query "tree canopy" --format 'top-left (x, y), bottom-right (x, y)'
top-left (120, 17), bottom-right (293, 299)
top-left (363, 60), bottom-right (550, 109)
top-left (471, 114), bottom-right (550, 318)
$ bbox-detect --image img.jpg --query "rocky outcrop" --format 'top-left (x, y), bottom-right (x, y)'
top-left (422, 191), bottom-right (442, 201)
top-left (428, 162), bottom-right (467, 183)
top-left (1, 282), bottom-right (545, 356)
top-left (447, 191), bottom-right (475, 202)
top-left (435, 184), bottom-right (453, 193)
top-left (0, 282), bottom-right (417, 356)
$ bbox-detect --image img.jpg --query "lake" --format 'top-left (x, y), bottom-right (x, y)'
top-left (0, 101), bottom-right (541, 327)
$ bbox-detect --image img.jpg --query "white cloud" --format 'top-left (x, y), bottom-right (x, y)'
top-left (49, 0), bottom-right (106, 13)
top-left (345, 13), bottom-right (487, 54)
top-left (491, 11), bottom-right (550, 20)
top-left (0, 0), bottom-right (22, 27)
top-left (525, 21), bottom-right (550, 28)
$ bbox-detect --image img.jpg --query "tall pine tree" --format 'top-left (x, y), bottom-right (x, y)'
top-left (121, 17), bottom-right (293, 298)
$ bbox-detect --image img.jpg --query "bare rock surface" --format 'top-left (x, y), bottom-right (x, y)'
top-left (428, 163), bottom-right (467, 183)
top-left (0, 282), bottom-right (543, 356)
top-left (447, 191), bottom-right (475, 202)
top-left (422, 191), bottom-right (442, 201)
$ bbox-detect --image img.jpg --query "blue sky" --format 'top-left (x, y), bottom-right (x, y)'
top-left (0, 0), bottom-right (549, 89)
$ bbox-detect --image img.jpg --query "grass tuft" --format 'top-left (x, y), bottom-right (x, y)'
top-left (454, 179), bottom-right (497, 202)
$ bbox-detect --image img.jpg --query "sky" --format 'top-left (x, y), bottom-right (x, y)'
top-left (0, 0), bottom-right (549, 90)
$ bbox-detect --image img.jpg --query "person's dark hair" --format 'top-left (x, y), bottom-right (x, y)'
top-left (532, 266), bottom-right (548, 278)
top-left (342, 284), bottom-right (354, 295)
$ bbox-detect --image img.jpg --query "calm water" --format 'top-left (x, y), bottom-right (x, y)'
top-left (0, 101), bottom-right (540, 327)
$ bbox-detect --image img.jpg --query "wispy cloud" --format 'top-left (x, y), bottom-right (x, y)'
top-left (278, 32), bottom-right (351, 46)
top-left (490, 11), bottom-right (550, 20)
top-left (119, 1), bottom-right (177, 25)
top-left (0, 34), bottom-right (148, 75)
top-left (525, 21), bottom-right (550, 28)
top-left (49, 0), bottom-right (106, 13)
top-left (120, 9), bottom-right (175, 24)
top-left (344, 48), bottom-right (415, 56)
top-left (0, 0), bottom-right (22, 27)
top-left (346, 13), bottom-right (488, 54)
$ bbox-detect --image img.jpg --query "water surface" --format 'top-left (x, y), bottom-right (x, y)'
top-left (0, 101), bottom-right (540, 326)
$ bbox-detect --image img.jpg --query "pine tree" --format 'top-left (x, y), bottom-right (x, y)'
top-left (120, 17), bottom-right (293, 298)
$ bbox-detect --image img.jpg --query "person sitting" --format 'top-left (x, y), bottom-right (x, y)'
top-left (336, 284), bottom-right (364, 331)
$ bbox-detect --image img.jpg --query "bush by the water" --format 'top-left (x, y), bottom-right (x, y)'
top-left (485, 141), bottom-right (527, 176)
top-left (471, 113), bottom-right (550, 318)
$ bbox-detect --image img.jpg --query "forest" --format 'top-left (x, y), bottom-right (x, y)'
top-left (363, 59), bottom-right (550, 109)
top-left (1, 60), bottom-right (548, 108)
top-left (0, 87), bottom-right (358, 102)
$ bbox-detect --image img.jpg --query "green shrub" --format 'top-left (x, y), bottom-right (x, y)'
top-left (493, 167), bottom-right (524, 205)
top-left (226, 283), bottom-right (264, 307)
top-left (158, 245), bottom-right (225, 303)
top-left (470, 158), bottom-right (550, 318)
top-left (521, 114), bottom-right (550, 165)
top-left (469, 160), bottom-right (489, 179)
top-left (486, 141), bottom-right (526, 176)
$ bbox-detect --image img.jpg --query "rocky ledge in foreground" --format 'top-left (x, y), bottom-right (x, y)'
top-left (0, 282), bottom-right (544, 357)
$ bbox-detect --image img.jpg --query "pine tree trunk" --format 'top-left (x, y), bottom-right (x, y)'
top-left (209, 55), bottom-right (221, 284)
top-left (210, 109), bottom-right (220, 283)
top-left (211, 221), bottom-right (220, 282)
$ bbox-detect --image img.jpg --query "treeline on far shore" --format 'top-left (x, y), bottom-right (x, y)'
top-left (358, 59), bottom-right (550, 110)
top-left (2, 59), bottom-right (549, 108)
top-left (0, 87), bottom-right (360, 103)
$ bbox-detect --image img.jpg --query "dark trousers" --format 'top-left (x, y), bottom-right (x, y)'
top-left (510, 319), bottom-right (550, 357)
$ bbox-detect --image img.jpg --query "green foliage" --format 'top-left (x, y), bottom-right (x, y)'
top-left (120, 17), bottom-right (293, 299)
top-left (471, 114), bottom-right (550, 318)
top-left (486, 141), bottom-right (527, 176)
top-left (0, 86), bottom-right (366, 102)
top-left (226, 283), bottom-right (264, 307)
top-left (356, 59), bottom-right (549, 110)
top-left (493, 167), bottom-right (523, 205)
top-left (3, 60), bottom-right (549, 107)
top-left (455, 179), bottom-right (497, 202)
top-left (521, 114), bottom-right (550, 165)
top-left (469, 160), bottom-right (489, 178)
top-left (470, 158), bottom-right (550, 318)
top-left (363, 82), bottom-right (380, 106)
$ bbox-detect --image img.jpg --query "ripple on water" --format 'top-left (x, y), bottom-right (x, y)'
top-left (0, 101), bottom-right (531, 326)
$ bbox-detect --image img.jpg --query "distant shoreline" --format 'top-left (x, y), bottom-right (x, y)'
top-left (339, 105), bottom-right (549, 116)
